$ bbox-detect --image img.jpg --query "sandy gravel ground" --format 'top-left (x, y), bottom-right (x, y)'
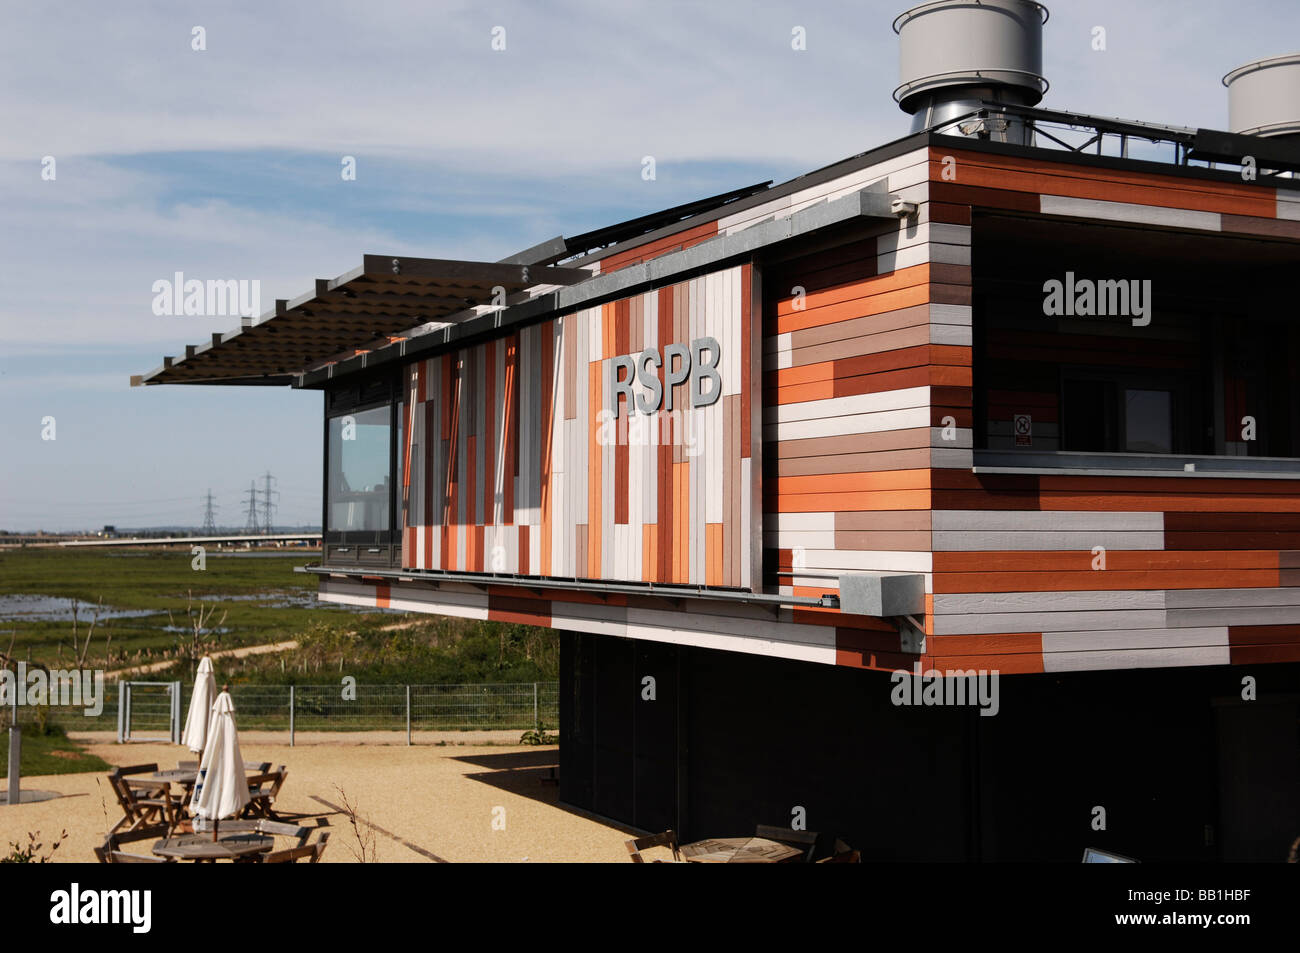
top-left (1, 735), bottom-right (643, 863)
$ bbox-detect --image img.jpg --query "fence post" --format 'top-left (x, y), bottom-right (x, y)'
top-left (7, 723), bottom-right (19, 806)
top-left (288, 685), bottom-right (295, 747)
top-left (533, 682), bottom-right (539, 727)
top-left (406, 686), bottom-right (411, 746)
top-left (170, 681), bottom-right (182, 745)
top-left (115, 681), bottom-right (124, 743)
top-left (123, 683), bottom-right (132, 742)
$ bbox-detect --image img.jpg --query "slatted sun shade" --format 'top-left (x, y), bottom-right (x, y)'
top-left (133, 255), bottom-right (590, 386)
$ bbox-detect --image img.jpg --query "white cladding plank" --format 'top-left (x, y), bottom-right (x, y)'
top-left (495, 337), bottom-right (507, 524)
top-left (1041, 194), bottom-right (1222, 231)
top-left (765, 386), bottom-right (931, 424)
top-left (934, 609), bottom-right (1167, 636)
top-left (741, 456), bottom-right (752, 586)
top-left (933, 531), bottom-right (1165, 551)
top-left (933, 590), bottom-right (1166, 614)
top-left (930, 448), bottom-right (975, 468)
top-left (933, 510), bottom-right (1165, 532)
top-left (795, 549), bottom-right (933, 573)
top-left (768, 511), bottom-right (836, 532)
top-left (1043, 645), bottom-right (1230, 672)
top-left (1278, 191), bottom-right (1300, 222)
top-left (931, 427), bottom-right (974, 448)
top-left (602, 355), bottom-right (614, 580)
top-left (930, 324), bottom-right (973, 346)
top-left (1167, 606), bottom-right (1300, 627)
top-left (1165, 587), bottom-right (1300, 609)
top-left (763, 530), bottom-right (837, 549)
top-left (930, 304), bottom-right (973, 326)
top-left (766, 407), bottom-right (932, 441)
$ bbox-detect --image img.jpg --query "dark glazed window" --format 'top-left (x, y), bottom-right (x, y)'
top-left (1062, 378), bottom-right (1115, 452)
top-left (1124, 389), bottom-right (1173, 454)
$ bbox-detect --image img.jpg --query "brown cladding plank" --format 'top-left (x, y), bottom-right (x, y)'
top-left (771, 428), bottom-right (934, 460)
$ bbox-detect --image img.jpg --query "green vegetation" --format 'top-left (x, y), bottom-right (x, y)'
top-left (0, 548), bottom-right (319, 669)
top-left (519, 724), bottom-right (558, 745)
top-left (222, 616), bottom-right (558, 685)
top-left (0, 722), bottom-right (110, 776)
top-left (1, 830), bottom-right (69, 863)
top-left (0, 548), bottom-right (559, 684)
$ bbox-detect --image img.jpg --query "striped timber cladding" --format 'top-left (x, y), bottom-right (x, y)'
top-left (924, 146), bottom-right (1300, 676)
top-left (754, 147), bottom-right (963, 672)
top-left (400, 264), bottom-right (759, 590)
top-left (331, 140), bottom-right (1300, 677)
top-left (341, 148), bottom-right (937, 669)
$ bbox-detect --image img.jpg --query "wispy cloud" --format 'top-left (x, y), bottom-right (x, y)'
top-left (2, 0), bottom-right (1297, 530)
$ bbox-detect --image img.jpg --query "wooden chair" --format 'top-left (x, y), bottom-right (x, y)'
top-left (756, 824), bottom-right (819, 862)
top-left (626, 830), bottom-right (681, 863)
top-left (260, 830), bottom-right (330, 864)
top-left (93, 823), bottom-right (174, 863)
top-left (817, 841), bottom-right (861, 863)
top-left (242, 765), bottom-right (288, 819)
top-left (178, 760), bottom-right (198, 770)
top-left (108, 764), bottom-right (178, 832)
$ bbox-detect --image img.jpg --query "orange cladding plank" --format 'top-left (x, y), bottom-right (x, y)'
top-left (931, 148), bottom-right (1278, 217)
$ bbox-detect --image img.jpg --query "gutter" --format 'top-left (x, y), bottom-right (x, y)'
top-left (298, 563), bottom-right (843, 609)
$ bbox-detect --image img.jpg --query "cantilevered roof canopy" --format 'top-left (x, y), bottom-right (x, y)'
top-left (132, 255), bottom-right (590, 386)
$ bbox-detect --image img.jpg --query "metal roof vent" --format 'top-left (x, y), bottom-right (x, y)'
top-left (894, 0), bottom-right (1049, 146)
top-left (1223, 53), bottom-right (1300, 141)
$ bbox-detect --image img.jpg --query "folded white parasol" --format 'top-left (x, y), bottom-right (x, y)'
top-left (191, 690), bottom-right (250, 831)
top-left (180, 656), bottom-right (216, 753)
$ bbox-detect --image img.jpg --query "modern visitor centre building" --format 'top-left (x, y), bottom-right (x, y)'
top-left (137, 2), bottom-right (1300, 861)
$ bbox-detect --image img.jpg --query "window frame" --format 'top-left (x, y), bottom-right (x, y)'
top-left (1058, 366), bottom-right (1194, 456)
top-left (322, 375), bottom-right (400, 549)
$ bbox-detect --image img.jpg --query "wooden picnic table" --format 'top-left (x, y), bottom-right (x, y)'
top-left (151, 769), bottom-right (197, 784)
top-left (152, 831), bottom-right (274, 862)
top-left (150, 763), bottom-right (269, 785)
top-left (679, 836), bottom-right (804, 864)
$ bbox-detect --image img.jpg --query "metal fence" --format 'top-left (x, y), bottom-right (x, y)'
top-left (13, 680), bottom-right (560, 744)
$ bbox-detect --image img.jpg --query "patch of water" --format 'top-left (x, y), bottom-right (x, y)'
top-left (0, 594), bottom-right (158, 623)
top-left (194, 591), bottom-right (319, 609)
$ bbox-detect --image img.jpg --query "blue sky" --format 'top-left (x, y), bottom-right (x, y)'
top-left (2, 0), bottom-right (1296, 531)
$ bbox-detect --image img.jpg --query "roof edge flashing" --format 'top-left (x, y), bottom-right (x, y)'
top-left (298, 184), bottom-right (902, 388)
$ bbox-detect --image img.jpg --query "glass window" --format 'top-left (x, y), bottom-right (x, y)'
top-left (327, 405), bottom-right (391, 533)
top-left (1124, 389), bottom-right (1173, 454)
top-left (1062, 378), bottom-right (1115, 452)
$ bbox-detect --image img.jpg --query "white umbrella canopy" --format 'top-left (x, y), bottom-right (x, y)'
top-left (180, 656), bottom-right (216, 753)
top-left (191, 690), bottom-right (250, 829)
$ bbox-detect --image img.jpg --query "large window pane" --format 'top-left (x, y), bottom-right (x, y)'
top-left (1062, 379), bottom-right (1115, 452)
top-left (1125, 389), bottom-right (1173, 454)
top-left (327, 406), bottom-right (391, 532)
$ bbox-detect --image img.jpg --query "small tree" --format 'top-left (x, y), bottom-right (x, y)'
top-left (60, 598), bottom-right (111, 669)
top-left (334, 785), bottom-right (378, 863)
top-left (168, 590), bottom-right (228, 677)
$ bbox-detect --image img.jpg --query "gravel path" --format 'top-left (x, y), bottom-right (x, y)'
top-left (0, 735), bottom-right (638, 863)
top-left (104, 640), bottom-right (301, 679)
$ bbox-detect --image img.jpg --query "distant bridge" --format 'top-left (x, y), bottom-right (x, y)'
top-left (56, 533), bottom-right (321, 548)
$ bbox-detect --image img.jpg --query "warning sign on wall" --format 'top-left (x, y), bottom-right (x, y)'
top-left (1014, 413), bottom-right (1032, 447)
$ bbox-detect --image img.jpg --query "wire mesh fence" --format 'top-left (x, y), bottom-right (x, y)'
top-left (9, 680), bottom-right (560, 743)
